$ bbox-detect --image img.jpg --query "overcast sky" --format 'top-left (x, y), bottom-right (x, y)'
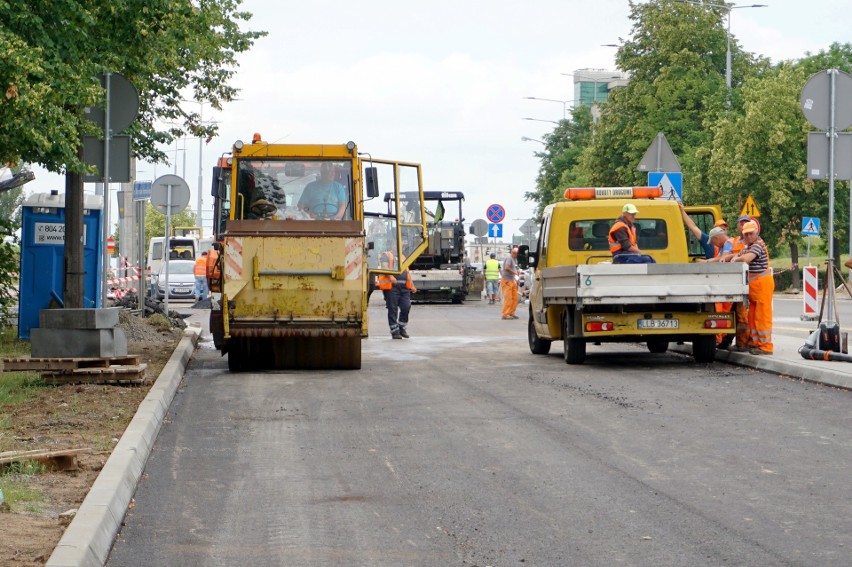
top-left (27, 0), bottom-right (851, 240)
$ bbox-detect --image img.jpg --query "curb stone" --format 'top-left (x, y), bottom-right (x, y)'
top-left (45, 326), bottom-right (200, 567)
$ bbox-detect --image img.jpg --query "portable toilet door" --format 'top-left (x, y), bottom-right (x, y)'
top-left (18, 191), bottom-right (104, 339)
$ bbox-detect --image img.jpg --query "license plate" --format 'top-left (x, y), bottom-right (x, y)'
top-left (638, 319), bottom-right (679, 329)
top-left (174, 287), bottom-right (191, 293)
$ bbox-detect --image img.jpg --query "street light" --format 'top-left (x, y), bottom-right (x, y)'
top-left (673, 0), bottom-right (767, 109)
top-left (520, 136), bottom-right (545, 145)
top-left (523, 96), bottom-right (571, 119)
top-left (523, 117), bottom-right (560, 125)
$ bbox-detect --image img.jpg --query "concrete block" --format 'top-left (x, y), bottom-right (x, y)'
top-left (39, 307), bottom-right (120, 330)
top-left (31, 327), bottom-right (128, 358)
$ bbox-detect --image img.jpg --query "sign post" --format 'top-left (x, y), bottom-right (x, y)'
top-left (801, 69), bottom-right (852, 328)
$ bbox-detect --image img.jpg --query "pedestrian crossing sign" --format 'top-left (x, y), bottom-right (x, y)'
top-left (740, 195), bottom-right (760, 218)
top-left (802, 217), bottom-right (820, 236)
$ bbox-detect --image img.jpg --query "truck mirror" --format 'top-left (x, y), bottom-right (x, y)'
top-left (518, 245), bottom-right (530, 268)
top-left (528, 253), bottom-right (537, 268)
top-left (283, 162), bottom-right (306, 177)
top-left (365, 167), bottom-right (379, 198)
top-left (212, 167), bottom-right (223, 197)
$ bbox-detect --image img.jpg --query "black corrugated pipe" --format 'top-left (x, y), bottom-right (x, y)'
top-left (799, 325), bottom-right (852, 362)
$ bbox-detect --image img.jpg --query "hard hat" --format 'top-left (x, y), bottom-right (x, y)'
top-left (742, 221), bottom-right (759, 234)
top-left (713, 219), bottom-right (728, 228)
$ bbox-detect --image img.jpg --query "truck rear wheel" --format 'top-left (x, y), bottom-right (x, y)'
top-left (528, 314), bottom-right (551, 355)
top-left (692, 336), bottom-right (716, 363)
top-left (647, 337), bottom-right (669, 354)
top-left (562, 310), bottom-right (586, 365)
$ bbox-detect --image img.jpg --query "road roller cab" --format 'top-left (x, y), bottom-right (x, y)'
top-left (209, 136), bottom-right (427, 370)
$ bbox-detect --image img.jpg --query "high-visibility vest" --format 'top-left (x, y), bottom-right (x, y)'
top-left (608, 220), bottom-right (637, 253)
top-left (377, 270), bottom-right (413, 290)
top-left (484, 259), bottom-right (500, 280)
top-left (194, 256), bottom-right (207, 276)
top-left (206, 249), bottom-right (220, 279)
top-left (731, 236), bottom-right (746, 255)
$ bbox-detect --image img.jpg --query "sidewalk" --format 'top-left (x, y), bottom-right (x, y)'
top-left (671, 332), bottom-right (852, 391)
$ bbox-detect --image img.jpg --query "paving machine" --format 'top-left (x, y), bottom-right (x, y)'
top-left (382, 191), bottom-right (472, 303)
top-left (208, 135), bottom-right (427, 370)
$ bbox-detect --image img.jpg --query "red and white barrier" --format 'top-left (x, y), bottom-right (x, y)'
top-left (803, 266), bottom-right (818, 320)
top-left (107, 265), bottom-right (151, 287)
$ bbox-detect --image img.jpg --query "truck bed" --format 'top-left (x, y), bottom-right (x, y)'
top-left (541, 263), bottom-right (749, 305)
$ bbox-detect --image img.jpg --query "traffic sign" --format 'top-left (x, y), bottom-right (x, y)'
top-left (800, 69), bottom-right (852, 131)
top-left (488, 223), bottom-right (503, 238)
top-left (637, 132), bottom-right (681, 172)
top-left (151, 174), bottom-right (190, 215)
top-left (807, 131), bottom-right (852, 180)
top-left (740, 195), bottom-right (761, 218)
top-left (802, 217), bottom-right (820, 236)
top-left (648, 172), bottom-right (682, 200)
top-left (486, 204), bottom-right (505, 223)
top-left (470, 218), bottom-right (488, 237)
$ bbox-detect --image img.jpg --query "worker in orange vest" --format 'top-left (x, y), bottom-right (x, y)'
top-left (608, 203), bottom-right (656, 264)
top-left (376, 251), bottom-right (417, 339)
top-left (193, 251), bottom-right (208, 302)
top-left (717, 214), bottom-right (755, 349)
top-left (730, 221), bottom-right (773, 355)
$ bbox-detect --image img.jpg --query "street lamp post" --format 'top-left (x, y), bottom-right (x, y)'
top-left (673, 0), bottom-right (767, 109)
top-left (523, 96), bottom-right (571, 120)
top-left (520, 136), bottom-right (545, 145)
top-left (523, 117), bottom-right (560, 125)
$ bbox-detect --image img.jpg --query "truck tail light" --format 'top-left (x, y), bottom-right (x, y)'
top-left (705, 319), bottom-right (732, 329)
top-left (585, 321), bottom-right (614, 332)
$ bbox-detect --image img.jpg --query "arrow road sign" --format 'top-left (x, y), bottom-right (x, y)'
top-left (488, 223), bottom-right (503, 238)
top-left (802, 217), bottom-right (820, 236)
top-left (486, 204), bottom-right (505, 223)
top-left (740, 195), bottom-right (761, 218)
top-left (648, 172), bottom-right (682, 200)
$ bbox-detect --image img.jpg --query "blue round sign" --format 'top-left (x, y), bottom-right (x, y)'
top-left (486, 204), bottom-right (505, 223)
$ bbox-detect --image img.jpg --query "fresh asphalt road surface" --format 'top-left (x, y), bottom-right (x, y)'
top-left (107, 297), bottom-right (852, 566)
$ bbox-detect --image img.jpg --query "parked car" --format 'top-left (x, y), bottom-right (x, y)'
top-left (151, 260), bottom-right (196, 300)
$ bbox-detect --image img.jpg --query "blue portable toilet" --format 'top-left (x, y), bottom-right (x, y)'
top-left (18, 191), bottom-right (103, 339)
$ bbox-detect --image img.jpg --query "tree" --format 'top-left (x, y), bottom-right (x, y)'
top-left (702, 44), bottom-right (852, 254)
top-left (0, 1), bottom-right (264, 308)
top-left (142, 203), bottom-right (199, 251)
top-left (0, 1), bottom-right (266, 172)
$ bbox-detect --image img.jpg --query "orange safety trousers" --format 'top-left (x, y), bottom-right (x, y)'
top-left (715, 301), bottom-right (733, 344)
top-left (747, 271), bottom-right (774, 353)
top-left (501, 279), bottom-right (518, 318)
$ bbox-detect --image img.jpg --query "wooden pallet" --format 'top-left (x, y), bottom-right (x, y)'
top-left (0, 448), bottom-right (92, 472)
top-left (0, 356), bottom-right (147, 385)
top-left (41, 363), bottom-right (148, 386)
top-left (0, 355), bottom-right (140, 372)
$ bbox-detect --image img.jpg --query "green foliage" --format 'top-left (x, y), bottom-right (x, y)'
top-left (523, 3), bottom-right (852, 259)
top-left (0, 1), bottom-right (266, 172)
top-left (143, 202), bottom-right (198, 249)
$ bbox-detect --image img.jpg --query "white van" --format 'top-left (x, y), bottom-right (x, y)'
top-left (147, 236), bottom-right (199, 275)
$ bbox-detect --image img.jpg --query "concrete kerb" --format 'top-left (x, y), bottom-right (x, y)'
top-left (45, 325), bottom-right (201, 567)
top-left (670, 343), bottom-right (852, 390)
